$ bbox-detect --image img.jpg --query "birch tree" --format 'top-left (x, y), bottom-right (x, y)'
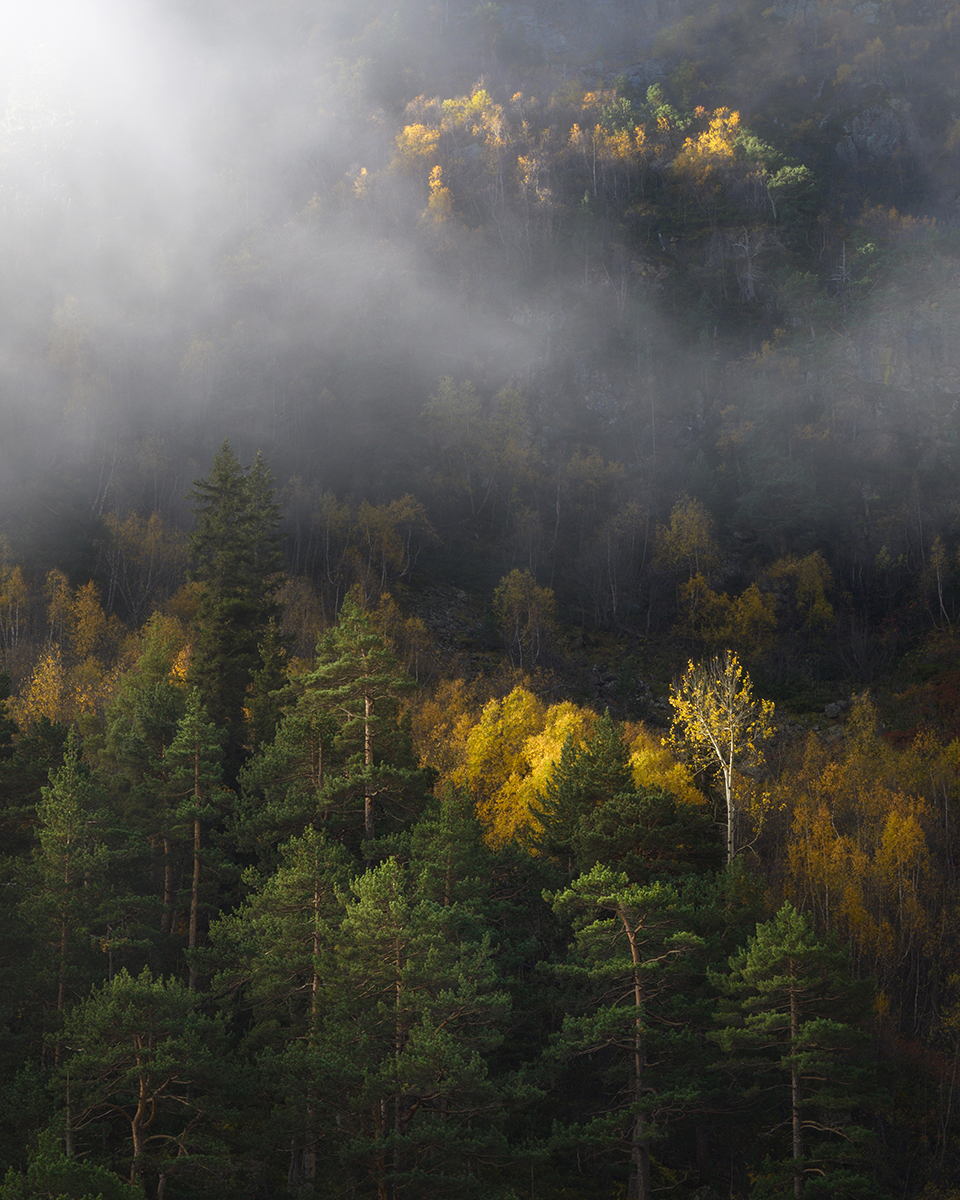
top-left (667, 651), bottom-right (774, 865)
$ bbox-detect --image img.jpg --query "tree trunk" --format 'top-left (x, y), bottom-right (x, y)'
top-left (162, 835), bottom-right (175, 935)
top-left (623, 910), bottom-right (651, 1200)
top-left (188, 816), bottom-right (200, 991)
top-left (364, 692), bottom-right (375, 842)
top-left (790, 981), bottom-right (803, 1198)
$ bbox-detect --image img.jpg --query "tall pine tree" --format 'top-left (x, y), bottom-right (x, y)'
top-left (187, 443), bottom-right (285, 784)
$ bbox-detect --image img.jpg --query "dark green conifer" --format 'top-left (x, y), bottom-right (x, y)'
top-left (712, 903), bottom-right (885, 1199)
top-left (187, 442), bottom-right (285, 784)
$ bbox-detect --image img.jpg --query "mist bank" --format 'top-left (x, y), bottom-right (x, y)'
top-left (1, 0), bottom-right (959, 650)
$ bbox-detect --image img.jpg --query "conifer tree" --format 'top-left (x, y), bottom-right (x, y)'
top-left (712, 903), bottom-right (884, 1199)
top-left (54, 968), bottom-right (233, 1193)
top-left (328, 857), bottom-right (513, 1197)
top-left (187, 442), bottom-right (285, 784)
top-left (302, 592), bottom-right (430, 852)
top-left (545, 864), bottom-right (720, 1200)
top-left (206, 826), bottom-right (353, 1191)
top-left (23, 729), bottom-right (112, 1025)
top-left (163, 689), bottom-right (228, 989)
top-left (530, 712), bottom-right (632, 869)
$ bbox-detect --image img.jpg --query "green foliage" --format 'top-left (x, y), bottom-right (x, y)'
top-left (188, 443), bottom-right (285, 783)
top-left (0, 1130), bottom-right (144, 1200)
top-left (544, 865), bottom-right (727, 1200)
top-left (712, 904), bottom-right (885, 1199)
top-left (55, 967), bottom-right (236, 1193)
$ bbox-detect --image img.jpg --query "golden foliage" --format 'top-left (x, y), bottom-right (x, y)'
top-left (667, 651), bottom-right (774, 863)
top-left (655, 494), bottom-right (722, 580)
top-left (456, 686), bottom-right (597, 848)
top-left (410, 676), bottom-right (486, 786)
top-left (394, 122), bottom-right (440, 170)
top-left (626, 723), bottom-right (706, 806)
top-left (0, 559), bottom-right (28, 658)
top-left (672, 107), bottom-right (740, 184)
top-left (779, 695), bottom-right (949, 1013)
top-left (679, 574), bottom-right (777, 659)
top-left (424, 164), bottom-right (453, 223)
top-left (10, 647), bottom-right (68, 728)
top-left (767, 551), bottom-right (836, 635)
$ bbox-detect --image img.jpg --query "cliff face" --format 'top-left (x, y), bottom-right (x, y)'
top-left (493, 0), bottom-right (937, 191)
top-left (496, 0), bottom-right (700, 77)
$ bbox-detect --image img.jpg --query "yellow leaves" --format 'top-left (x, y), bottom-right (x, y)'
top-left (679, 574), bottom-right (776, 658)
top-left (410, 676), bottom-right (486, 786)
top-left (5, 570), bottom-right (132, 732)
top-left (394, 122), bottom-right (440, 170)
top-left (726, 583), bottom-right (778, 659)
top-left (465, 687), bottom-right (546, 843)
top-left (73, 582), bottom-right (109, 662)
top-left (0, 559), bottom-right (27, 655)
top-left (767, 551), bottom-right (835, 635)
top-left (668, 652), bottom-right (775, 769)
top-left (667, 651), bottom-right (774, 862)
top-left (492, 569), bottom-right (556, 669)
top-left (655, 494), bottom-right (722, 580)
top-left (627, 723), bottom-right (705, 806)
top-left (441, 86), bottom-right (496, 133)
top-left (780, 711), bottom-right (943, 1004)
top-left (10, 647), bottom-right (67, 728)
top-left (463, 687), bottom-right (597, 848)
top-left (424, 164), bottom-right (453, 223)
top-left (672, 107), bottom-right (740, 183)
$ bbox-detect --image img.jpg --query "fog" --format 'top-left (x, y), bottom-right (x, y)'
top-left (1, 0), bottom-right (957, 612)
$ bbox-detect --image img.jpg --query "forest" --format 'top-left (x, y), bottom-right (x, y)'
top-left (4, 0), bottom-right (960, 1195)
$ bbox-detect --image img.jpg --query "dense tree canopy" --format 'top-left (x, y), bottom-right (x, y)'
top-left (5, 0), bottom-right (960, 1193)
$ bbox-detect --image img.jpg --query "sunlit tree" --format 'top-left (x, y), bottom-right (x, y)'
top-left (667, 651), bottom-right (774, 865)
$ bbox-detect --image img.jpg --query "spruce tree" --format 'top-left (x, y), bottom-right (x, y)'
top-left (187, 443), bottom-right (285, 784)
top-left (530, 712), bottom-right (632, 870)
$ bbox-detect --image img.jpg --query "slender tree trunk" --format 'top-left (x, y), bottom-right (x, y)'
top-left (364, 692), bottom-right (375, 841)
top-left (64, 1072), bottom-right (75, 1158)
top-left (188, 816), bottom-right (200, 991)
top-left (623, 913), bottom-right (651, 1200)
top-left (162, 835), bottom-right (175, 935)
top-left (394, 935), bottom-right (404, 1196)
top-left (303, 867), bottom-right (322, 1192)
top-left (790, 982), bottom-right (803, 1198)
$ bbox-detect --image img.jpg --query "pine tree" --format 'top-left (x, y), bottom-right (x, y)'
top-left (712, 903), bottom-right (884, 1199)
top-left (544, 864), bottom-right (721, 1200)
top-left (163, 689), bottom-right (228, 989)
top-left (54, 968), bottom-right (233, 1194)
top-left (302, 592), bottom-right (431, 854)
top-left (188, 442), bottom-right (285, 783)
top-left (328, 857), bottom-right (513, 1197)
top-left (22, 729), bottom-right (112, 1028)
top-left (206, 826), bottom-right (353, 1192)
